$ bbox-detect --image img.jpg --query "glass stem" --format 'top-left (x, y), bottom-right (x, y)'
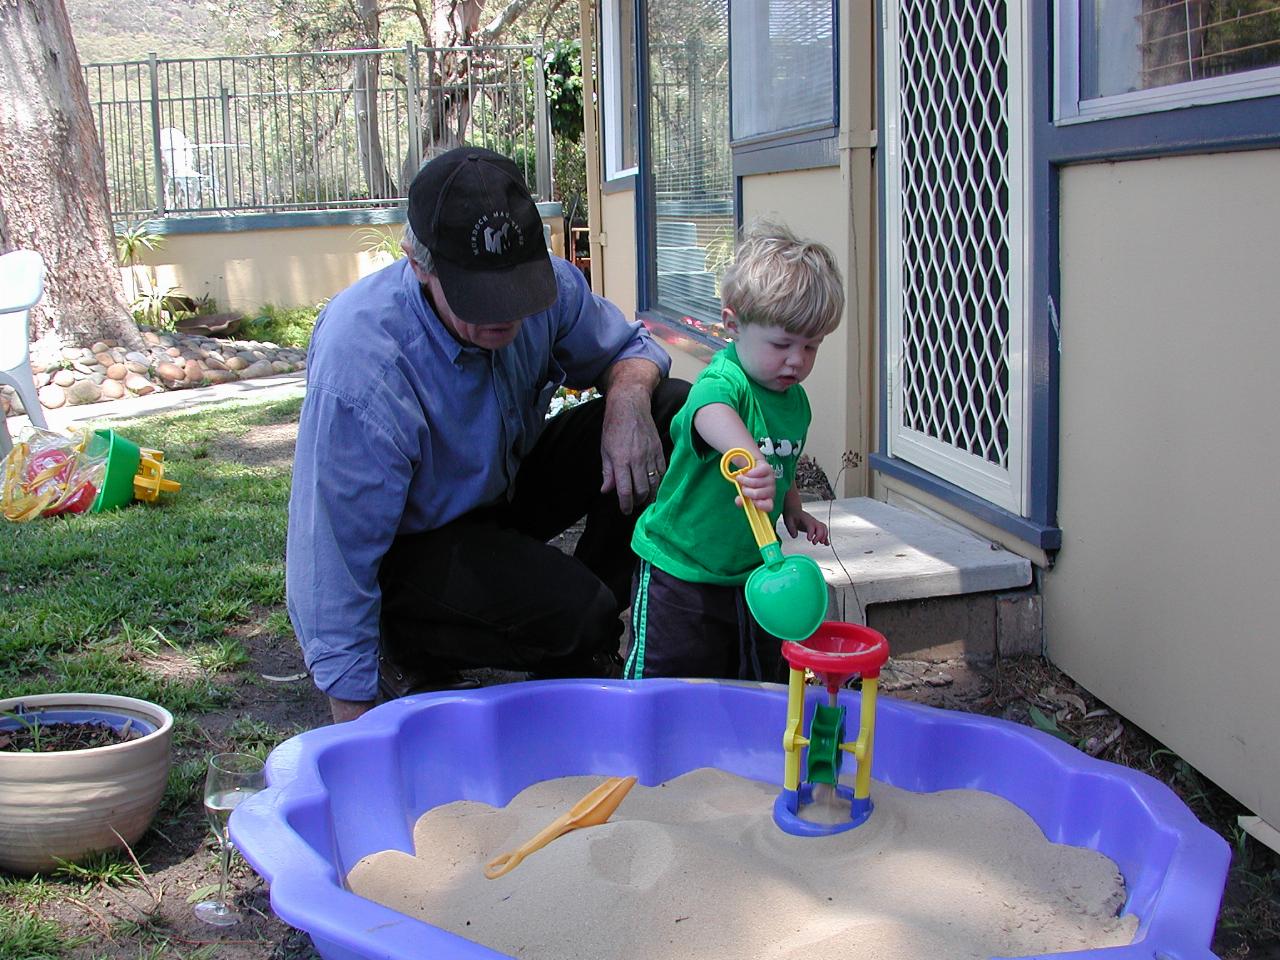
top-left (217, 837), bottom-right (232, 909)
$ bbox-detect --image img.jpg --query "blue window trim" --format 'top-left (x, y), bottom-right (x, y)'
top-left (634, 0), bottom-right (656, 316)
top-left (601, 174), bottom-right (637, 195)
top-left (115, 201), bottom-right (568, 237)
top-left (1045, 94), bottom-right (1280, 163)
top-left (732, 132), bottom-right (839, 177)
top-left (598, 1), bottom-right (641, 189)
top-left (870, 454), bottom-right (1063, 551)
top-left (634, 0), bottom-right (739, 338)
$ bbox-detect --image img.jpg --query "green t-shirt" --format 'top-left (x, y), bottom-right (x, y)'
top-left (632, 343), bottom-right (812, 585)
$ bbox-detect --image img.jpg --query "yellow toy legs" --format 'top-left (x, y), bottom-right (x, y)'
top-left (773, 622), bottom-right (890, 837)
top-left (133, 447), bottom-right (180, 503)
top-left (782, 664), bottom-right (809, 793)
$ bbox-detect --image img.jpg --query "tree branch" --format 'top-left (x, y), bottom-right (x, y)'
top-left (477, 0), bottom-right (539, 44)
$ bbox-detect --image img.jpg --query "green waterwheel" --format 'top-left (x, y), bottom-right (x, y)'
top-left (804, 703), bottom-right (846, 786)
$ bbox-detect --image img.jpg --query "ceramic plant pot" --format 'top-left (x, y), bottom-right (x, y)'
top-left (0, 693), bottom-right (174, 875)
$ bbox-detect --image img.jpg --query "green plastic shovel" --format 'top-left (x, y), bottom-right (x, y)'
top-left (720, 448), bottom-right (828, 641)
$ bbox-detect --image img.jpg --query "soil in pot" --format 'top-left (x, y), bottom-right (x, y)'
top-left (0, 717), bottom-right (144, 752)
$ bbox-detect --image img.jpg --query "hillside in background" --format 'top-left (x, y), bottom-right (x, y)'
top-left (66, 0), bottom-right (248, 63)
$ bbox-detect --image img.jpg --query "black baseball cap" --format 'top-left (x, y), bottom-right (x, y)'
top-left (407, 146), bottom-right (556, 325)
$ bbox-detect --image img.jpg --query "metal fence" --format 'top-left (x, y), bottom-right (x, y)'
top-left (85, 45), bottom-right (552, 222)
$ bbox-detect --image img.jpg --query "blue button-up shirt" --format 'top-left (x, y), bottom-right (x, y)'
top-left (286, 256), bottom-right (671, 702)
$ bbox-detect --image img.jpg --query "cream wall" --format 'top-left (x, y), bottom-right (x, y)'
top-left (742, 167), bottom-right (853, 491)
top-left (125, 217), bottom-right (566, 315)
top-left (130, 225), bottom-right (389, 314)
top-left (1049, 149), bottom-right (1280, 826)
top-left (599, 188), bottom-right (640, 319)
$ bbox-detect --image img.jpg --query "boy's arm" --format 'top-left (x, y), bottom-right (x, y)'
top-left (693, 402), bottom-right (775, 513)
top-left (782, 484), bottom-right (830, 545)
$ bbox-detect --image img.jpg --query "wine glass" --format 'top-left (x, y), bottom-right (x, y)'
top-left (194, 751), bottom-right (266, 926)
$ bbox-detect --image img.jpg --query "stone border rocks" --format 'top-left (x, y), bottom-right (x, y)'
top-left (0, 329), bottom-right (307, 417)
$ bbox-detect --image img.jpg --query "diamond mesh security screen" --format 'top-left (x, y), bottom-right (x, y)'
top-left (883, 0), bottom-right (1026, 512)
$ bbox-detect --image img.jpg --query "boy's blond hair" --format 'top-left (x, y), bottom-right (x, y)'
top-left (719, 221), bottom-right (844, 337)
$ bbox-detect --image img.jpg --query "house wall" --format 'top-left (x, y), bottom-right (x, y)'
top-left (1048, 148), bottom-right (1280, 827)
top-left (597, 187), bottom-right (704, 384)
top-left (741, 167), bottom-right (853, 489)
top-left (129, 226), bottom-right (391, 314)
top-left (122, 214), bottom-right (566, 315)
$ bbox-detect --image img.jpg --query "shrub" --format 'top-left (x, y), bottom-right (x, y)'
top-left (241, 304), bottom-right (320, 349)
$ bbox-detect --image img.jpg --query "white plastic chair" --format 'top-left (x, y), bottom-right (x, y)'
top-left (159, 127), bottom-right (211, 209)
top-left (0, 249), bottom-right (49, 461)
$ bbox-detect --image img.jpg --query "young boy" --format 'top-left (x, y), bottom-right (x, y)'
top-left (626, 222), bottom-right (843, 681)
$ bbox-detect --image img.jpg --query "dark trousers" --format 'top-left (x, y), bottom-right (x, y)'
top-left (625, 560), bottom-right (786, 682)
top-left (377, 378), bottom-right (691, 682)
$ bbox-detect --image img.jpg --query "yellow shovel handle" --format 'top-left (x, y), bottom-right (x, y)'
top-left (719, 447), bottom-right (778, 551)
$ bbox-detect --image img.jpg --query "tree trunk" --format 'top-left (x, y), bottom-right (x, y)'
top-left (354, 53), bottom-right (394, 199)
top-left (0, 0), bottom-right (143, 350)
top-left (353, 0), bottom-right (393, 199)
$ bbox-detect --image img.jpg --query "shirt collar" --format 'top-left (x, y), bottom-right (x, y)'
top-left (400, 258), bottom-right (470, 363)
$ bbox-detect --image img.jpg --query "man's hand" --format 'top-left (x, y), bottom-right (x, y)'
top-left (329, 697), bottom-right (375, 724)
top-left (599, 358), bottom-right (665, 515)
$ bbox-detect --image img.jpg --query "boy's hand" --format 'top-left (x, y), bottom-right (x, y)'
top-left (734, 461), bottom-right (776, 514)
top-left (784, 507), bottom-right (830, 545)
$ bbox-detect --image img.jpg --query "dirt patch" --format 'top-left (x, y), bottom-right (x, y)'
top-left (209, 422), bottom-right (303, 470)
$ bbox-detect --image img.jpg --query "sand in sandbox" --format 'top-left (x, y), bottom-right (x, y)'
top-left (348, 768), bottom-right (1139, 960)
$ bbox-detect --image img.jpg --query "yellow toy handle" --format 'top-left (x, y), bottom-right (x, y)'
top-left (719, 447), bottom-right (778, 551)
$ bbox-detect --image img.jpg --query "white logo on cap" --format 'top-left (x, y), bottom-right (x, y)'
top-left (484, 222), bottom-right (511, 254)
top-left (471, 212), bottom-right (525, 258)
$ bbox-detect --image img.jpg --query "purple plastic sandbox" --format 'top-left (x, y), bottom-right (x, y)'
top-left (230, 680), bottom-right (1230, 960)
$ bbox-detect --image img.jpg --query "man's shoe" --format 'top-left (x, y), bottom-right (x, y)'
top-left (529, 647), bottom-right (624, 682)
top-left (377, 652), bottom-right (481, 701)
top-left (591, 648), bottom-right (625, 680)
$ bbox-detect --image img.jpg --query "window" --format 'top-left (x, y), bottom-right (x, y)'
top-left (603, 0), bottom-right (639, 178)
top-left (645, 0), bottom-right (734, 339)
top-left (1058, 0), bottom-right (1280, 122)
top-left (729, 0), bottom-right (836, 142)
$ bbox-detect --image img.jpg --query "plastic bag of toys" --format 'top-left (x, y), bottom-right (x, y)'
top-left (1, 427), bottom-right (107, 521)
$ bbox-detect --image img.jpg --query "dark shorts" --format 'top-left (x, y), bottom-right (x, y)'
top-left (377, 378), bottom-right (691, 685)
top-left (624, 559), bottom-right (786, 682)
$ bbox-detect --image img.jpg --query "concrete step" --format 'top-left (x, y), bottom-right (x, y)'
top-left (781, 497), bottom-right (1038, 662)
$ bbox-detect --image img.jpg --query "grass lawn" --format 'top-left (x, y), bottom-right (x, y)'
top-left (2, 398), bottom-right (303, 707)
top-left (0, 393), bottom-right (1276, 959)
top-left (1, 395), bottom-right (325, 960)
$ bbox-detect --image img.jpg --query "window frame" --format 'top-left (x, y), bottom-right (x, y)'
top-left (874, 0), bottom-right (1280, 553)
top-left (602, 0), bottom-right (640, 181)
top-left (727, 0), bottom-right (841, 177)
top-left (727, 0), bottom-right (840, 146)
top-left (632, 0), bottom-right (736, 346)
top-left (1054, 0), bottom-right (1280, 125)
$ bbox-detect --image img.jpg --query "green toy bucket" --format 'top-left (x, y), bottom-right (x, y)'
top-left (90, 429), bottom-right (141, 513)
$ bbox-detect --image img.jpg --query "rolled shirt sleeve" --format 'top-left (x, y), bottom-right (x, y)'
top-left (547, 258), bottom-right (671, 389)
